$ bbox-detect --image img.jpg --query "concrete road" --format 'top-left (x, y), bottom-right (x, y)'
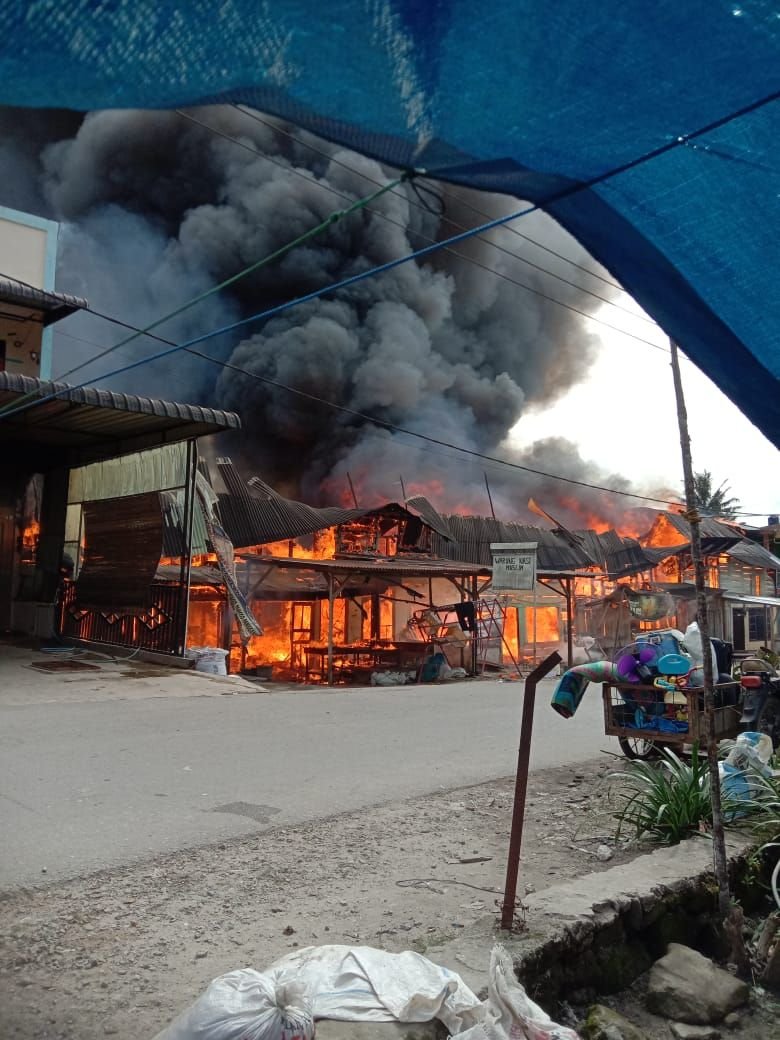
top-left (0, 674), bottom-right (613, 889)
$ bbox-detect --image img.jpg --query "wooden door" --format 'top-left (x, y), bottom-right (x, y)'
top-left (731, 608), bottom-right (746, 652)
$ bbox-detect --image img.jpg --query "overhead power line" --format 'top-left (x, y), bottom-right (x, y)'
top-left (227, 105), bottom-right (640, 307)
top-left (232, 104), bottom-right (628, 295)
top-left (50, 303), bottom-right (681, 507)
top-left (177, 108), bottom-right (667, 347)
top-left (0, 168), bottom-right (409, 419)
top-left (39, 307), bottom-right (780, 516)
top-left (4, 83), bottom-right (777, 515)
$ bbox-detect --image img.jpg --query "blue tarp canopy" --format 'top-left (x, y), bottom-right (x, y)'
top-left (2, 1), bottom-right (779, 446)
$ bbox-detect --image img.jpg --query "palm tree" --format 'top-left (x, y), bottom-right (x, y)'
top-left (692, 470), bottom-right (741, 519)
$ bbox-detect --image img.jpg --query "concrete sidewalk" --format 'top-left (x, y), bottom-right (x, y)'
top-left (0, 642), bottom-right (263, 706)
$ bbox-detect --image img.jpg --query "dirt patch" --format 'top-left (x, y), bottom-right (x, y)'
top-left (0, 758), bottom-right (634, 1040)
top-left (29, 660), bottom-right (102, 673)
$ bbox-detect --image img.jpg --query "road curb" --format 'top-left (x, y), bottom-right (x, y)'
top-left (428, 830), bottom-right (755, 1001)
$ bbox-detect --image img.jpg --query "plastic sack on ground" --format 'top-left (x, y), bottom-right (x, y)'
top-left (453, 946), bottom-right (580, 1040)
top-left (371, 671), bottom-right (411, 686)
top-left (269, 945), bottom-right (482, 1033)
top-left (153, 970), bottom-right (314, 1040)
top-left (719, 731), bottom-right (775, 816)
top-left (185, 646), bottom-right (229, 675)
top-left (154, 944), bottom-right (580, 1040)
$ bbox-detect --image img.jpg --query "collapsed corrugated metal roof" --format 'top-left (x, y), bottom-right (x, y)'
top-left (0, 372), bottom-right (241, 468)
top-left (0, 276), bottom-right (88, 325)
top-left (403, 496), bottom-right (454, 542)
top-left (641, 543), bottom-right (690, 565)
top-left (573, 529), bottom-right (656, 578)
top-left (431, 515), bottom-right (595, 573)
top-left (214, 459), bottom-right (455, 549)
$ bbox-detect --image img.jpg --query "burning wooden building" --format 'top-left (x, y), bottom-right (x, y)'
top-left (183, 459), bottom-right (493, 683)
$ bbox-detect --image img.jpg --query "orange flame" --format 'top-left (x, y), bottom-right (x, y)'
top-left (525, 605), bottom-right (560, 643)
top-left (262, 527), bottom-right (336, 560)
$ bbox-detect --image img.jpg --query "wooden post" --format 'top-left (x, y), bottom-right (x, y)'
top-left (669, 339), bottom-right (730, 917)
top-left (327, 571), bottom-right (335, 686)
top-left (484, 472), bottom-right (496, 519)
top-left (346, 473), bottom-right (359, 508)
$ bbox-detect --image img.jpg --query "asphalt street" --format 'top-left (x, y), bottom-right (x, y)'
top-left (0, 675), bottom-right (613, 888)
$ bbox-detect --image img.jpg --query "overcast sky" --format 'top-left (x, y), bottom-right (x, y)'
top-left (511, 300), bottom-right (780, 526)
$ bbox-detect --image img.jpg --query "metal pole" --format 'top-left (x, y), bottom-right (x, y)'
top-left (399, 475), bottom-right (407, 502)
top-left (566, 577), bottom-right (574, 669)
top-left (501, 650), bottom-right (562, 930)
top-left (669, 339), bottom-right (730, 917)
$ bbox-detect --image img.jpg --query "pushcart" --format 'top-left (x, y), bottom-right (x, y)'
top-left (602, 680), bottom-right (742, 760)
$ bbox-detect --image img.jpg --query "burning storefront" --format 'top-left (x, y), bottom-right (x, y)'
top-left (182, 459), bottom-right (493, 684)
top-left (174, 471), bottom-right (780, 681)
top-left (0, 370), bottom-right (240, 651)
top-left (572, 511), bottom-right (780, 656)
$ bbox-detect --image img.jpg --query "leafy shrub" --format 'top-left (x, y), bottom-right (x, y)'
top-left (613, 744), bottom-right (740, 844)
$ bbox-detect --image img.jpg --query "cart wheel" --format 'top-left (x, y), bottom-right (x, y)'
top-left (618, 735), bottom-right (662, 760)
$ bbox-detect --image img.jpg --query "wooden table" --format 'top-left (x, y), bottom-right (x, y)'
top-left (304, 642), bottom-right (427, 683)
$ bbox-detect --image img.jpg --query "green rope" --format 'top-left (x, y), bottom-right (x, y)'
top-left (0, 169), bottom-right (411, 417)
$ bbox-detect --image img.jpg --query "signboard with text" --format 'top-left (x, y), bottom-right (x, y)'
top-left (490, 542), bottom-right (538, 591)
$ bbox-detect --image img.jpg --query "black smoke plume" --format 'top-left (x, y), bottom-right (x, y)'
top-left (0, 105), bottom-right (666, 529)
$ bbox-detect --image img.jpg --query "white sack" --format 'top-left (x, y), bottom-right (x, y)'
top-left (152, 944), bottom-right (580, 1040)
top-left (682, 622), bottom-right (718, 675)
top-left (268, 945), bottom-right (482, 1034)
top-left (455, 947), bottom-right (580, 1040)
top-left (153, 970), bottom-right (314, 1040)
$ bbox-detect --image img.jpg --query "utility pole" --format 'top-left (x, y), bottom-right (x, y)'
top-left (669, 340), bottom-right (730, 916)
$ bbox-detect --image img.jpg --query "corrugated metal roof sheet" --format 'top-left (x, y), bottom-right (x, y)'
top-left (404, 496), bottom-right (454, 542)
top-left (638, 537), bottom-right (780, 572)
top-left (0, 276), bottom-right (88, 325)
top-left (0, 372), bottom-right (241, 467)
top-left (160, 491), bottom-right (210, 557)
top-left (727, 540), bottom-right (780, 571)
top-left (721, 593), bottom-right (780, 606)
top-left (240, 554), bottom-right (491, 579)
top-left (156, 563), bottom-right (224, 586)
top-left (641, 543), bottom-right (690, 564)
top-left (431, 515), bottom-right (594, 573)
top-left (662, 511), bottom-right (744, 541)
top-left (572, 529), bottom-right (656, 577)
top-left (214, 460), bottom-right (456, 549)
